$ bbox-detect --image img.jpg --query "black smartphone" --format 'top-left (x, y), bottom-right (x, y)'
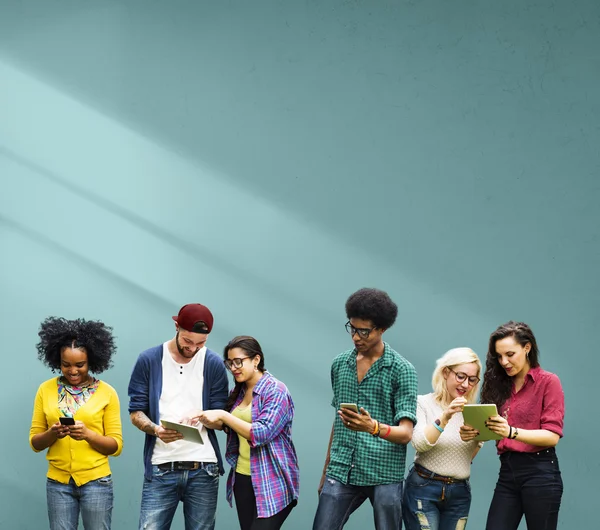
top-left (59, 417), bottom-right (75, 426)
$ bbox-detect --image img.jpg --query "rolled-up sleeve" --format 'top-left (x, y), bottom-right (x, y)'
top-left (249, 385), bottom-right (293, 448)
top-left (540, 373), bottom-right (565, 437)
top-left (393, 362), bottom-right (418, 426)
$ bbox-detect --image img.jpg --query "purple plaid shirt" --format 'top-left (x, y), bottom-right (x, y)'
top-left (225, 371), bottom-right (299, 518)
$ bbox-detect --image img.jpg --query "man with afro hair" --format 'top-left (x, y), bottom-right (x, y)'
top-left (313, 288), bottom-right (418, 530)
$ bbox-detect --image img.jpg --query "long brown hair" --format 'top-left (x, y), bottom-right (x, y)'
top-left (480, 321), bottom-right (540, 408)
top-left (224, 336), bottom-right (265, 411)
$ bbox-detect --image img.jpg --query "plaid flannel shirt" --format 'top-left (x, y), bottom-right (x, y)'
top-left (327, 342), bottom-right (418, 486)
top-left (225, 372), bottom-right (299, 518)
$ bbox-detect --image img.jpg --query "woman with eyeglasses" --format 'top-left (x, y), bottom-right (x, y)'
top-left (461, 322), bottom-right (564, 530)
top-left (29, 317), bottom-right (123, 530)
top-left (403, 348), bottom-right (483, 530)
top-left (190, 336), bottom-right (299, 530)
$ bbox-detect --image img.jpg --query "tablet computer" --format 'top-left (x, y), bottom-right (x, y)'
top-left (462, 404), bottom-right (503, 441)
top-left (160, 420), bottom-right (204, 444)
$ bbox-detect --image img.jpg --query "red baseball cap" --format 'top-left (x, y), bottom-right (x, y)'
top-left (172, 303), bottom-right (214, 334)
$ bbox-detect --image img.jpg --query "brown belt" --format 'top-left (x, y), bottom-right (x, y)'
top-left (414, 464), bottom-right (465, 485)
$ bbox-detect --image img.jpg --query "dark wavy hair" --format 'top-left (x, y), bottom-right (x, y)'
top-left (480, 321), bottom-right (540, 408)
top-left (36, 317), bottom-right (117, 373)
top-left (345, 288), bottom-right (398, 329)
top-left (224, 336), bottom-right (265, 412)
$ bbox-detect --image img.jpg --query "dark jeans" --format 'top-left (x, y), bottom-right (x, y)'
top-left (486, 448), bottom-right (563, 530)
top-left (233, 472), bottom-right (295, 530)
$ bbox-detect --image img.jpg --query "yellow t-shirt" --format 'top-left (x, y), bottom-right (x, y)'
top-left (231, 403), bottom-right (252, 475)
top-left (29, 377), bottom-right (123, 486)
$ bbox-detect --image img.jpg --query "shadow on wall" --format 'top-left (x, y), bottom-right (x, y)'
top-left (0, 476), bottom-right (47, 529)
top-left (1, 0), bottom-right (598, 318)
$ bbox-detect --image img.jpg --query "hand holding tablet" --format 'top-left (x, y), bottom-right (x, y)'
top-left (160, 420), bottom-right (204, 444)
top-left (462, 404), bottom-right (503, 441)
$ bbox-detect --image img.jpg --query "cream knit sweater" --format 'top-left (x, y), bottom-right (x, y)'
top-left (411, 393), bottom-right (481, 480)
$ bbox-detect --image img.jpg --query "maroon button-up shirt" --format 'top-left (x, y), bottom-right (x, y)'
top-left (497, 366), bottom-right (564, 454)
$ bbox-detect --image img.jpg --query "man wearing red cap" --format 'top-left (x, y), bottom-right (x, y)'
top-left (128, 304), bottom-right (229, 530)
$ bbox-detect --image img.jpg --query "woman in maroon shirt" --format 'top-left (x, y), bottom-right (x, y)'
top-left (461, 321), bottom-right (564, 530)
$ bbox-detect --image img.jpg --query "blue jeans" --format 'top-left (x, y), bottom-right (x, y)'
top-left (485, 448), bottom-right (563, 530)
top-left (402, 466), bottom-right (471, 530)
top-left (312, 475), bottom-right (403, 530)
top-left (139, 464), bottom-right (220, 530)
top-left (47, 475), bottom-right (113, 530)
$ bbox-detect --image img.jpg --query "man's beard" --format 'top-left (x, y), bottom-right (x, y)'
top-left (176, 332), bottom-right (199, 357)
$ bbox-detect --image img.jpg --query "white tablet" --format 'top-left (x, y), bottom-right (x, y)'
top-left (160, 420), bottom-right (204, 444)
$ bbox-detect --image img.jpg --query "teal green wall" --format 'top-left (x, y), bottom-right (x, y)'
top-left (1, 1), bottom-right (598, 528)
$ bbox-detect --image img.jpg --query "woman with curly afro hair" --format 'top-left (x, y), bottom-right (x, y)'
top-left (29, 317), bottom-right (123, 530)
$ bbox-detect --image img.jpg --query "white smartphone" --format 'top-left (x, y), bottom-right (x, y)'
top-left (340, 403), bottom-right (359, 413)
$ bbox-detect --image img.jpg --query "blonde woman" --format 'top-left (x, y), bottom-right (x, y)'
top-left (402, 348), bottom-right (482, 530)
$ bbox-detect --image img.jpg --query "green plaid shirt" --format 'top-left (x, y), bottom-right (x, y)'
top-left (326, 342), bottom-right (418, 486)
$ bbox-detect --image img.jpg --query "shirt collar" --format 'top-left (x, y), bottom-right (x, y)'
top-left (347, 342), bottom-right (393, 367)
top-left (526, 366), bottom-right (541, 382)
top-left (250, 371), bottom-right (272, 396)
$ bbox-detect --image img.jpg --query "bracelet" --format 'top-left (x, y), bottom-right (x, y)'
top-left (371, 420), bottom-right (380, 437)
top-left (433, 422), bottom-right (444, 433)
top-left (508, 426), bottom-right (513, 439)
top-left (512, 427), bottom-right (519, 439)
top-left (380, 424), bottom-right (392, 439)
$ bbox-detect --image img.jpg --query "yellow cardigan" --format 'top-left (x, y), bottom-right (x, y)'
top-left (29, 377), bottom-right (123, 486)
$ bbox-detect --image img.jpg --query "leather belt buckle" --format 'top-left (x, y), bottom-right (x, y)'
top-left (158, 461), bottom-right (202, 471)
top-left (415, 465), bottom-right (461, 484)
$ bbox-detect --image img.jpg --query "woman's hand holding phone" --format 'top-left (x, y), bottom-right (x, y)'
top-left (50, 421), bottom-right (70, 439)
top-left (66, 420), bottom-right (92, 441)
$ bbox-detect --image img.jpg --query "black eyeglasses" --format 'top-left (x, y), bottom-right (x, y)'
top-left (449, 368), bottom-right (480, 386)
top-left (345, 321), bottom-right (377, 339)
top-left (224, 356), bottom-right (253, 370)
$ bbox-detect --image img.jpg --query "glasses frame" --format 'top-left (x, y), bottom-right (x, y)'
top-left (345, 321), bottom-right (378, 339)
top-left (224, 356), bottom-right (253, 371)
top-left (448, 367), bottom-right (480, 386)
